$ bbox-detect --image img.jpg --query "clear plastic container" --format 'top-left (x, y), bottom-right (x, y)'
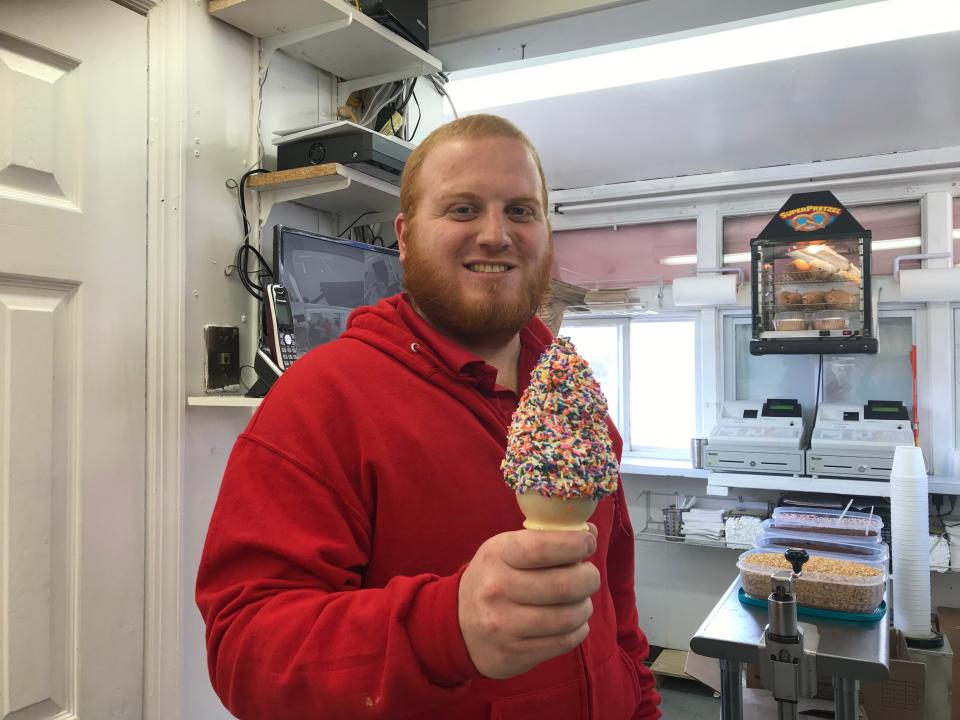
top-left (771, 506), bottom-right (883, 538)
top-left (812, 309), bottom-right (848, 330)
top-left (756, 521), bottom-right (888, 563)
top-left (737, 547), bottom-right (886, 614)
top-left (774, 312), bottom-right (808, 331)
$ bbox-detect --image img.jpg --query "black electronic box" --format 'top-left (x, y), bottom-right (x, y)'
top-left (361, 0), bottom-right (428, 50)
top-left (276, 131), bottom-right (411, 184)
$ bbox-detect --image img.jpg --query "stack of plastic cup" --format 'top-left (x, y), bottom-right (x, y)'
top-left (890, 445), bottom-right (932, 639)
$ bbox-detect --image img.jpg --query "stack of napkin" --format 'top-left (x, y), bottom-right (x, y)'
top-left (682, 507), bottom-right (725, 544)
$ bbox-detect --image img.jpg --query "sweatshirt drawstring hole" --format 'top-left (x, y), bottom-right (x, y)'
top-left (410, 342), bottom-right (420, 353)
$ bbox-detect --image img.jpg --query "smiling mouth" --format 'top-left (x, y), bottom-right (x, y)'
top-left (466, 263), bottom-right (512, 273)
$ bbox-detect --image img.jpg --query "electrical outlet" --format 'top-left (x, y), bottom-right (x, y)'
top-left (203, 325), bottom-right (240, 393)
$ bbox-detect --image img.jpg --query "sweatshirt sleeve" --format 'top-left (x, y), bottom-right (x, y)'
top-left (608, 481), bottom-right (663, 720)
top-left (195, 434), bottom-right (480, 720)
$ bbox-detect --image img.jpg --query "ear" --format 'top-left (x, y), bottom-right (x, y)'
top-left (395, 213), bottom-right (410, 262)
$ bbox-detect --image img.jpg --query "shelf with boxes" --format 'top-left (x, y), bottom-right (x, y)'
top-left (246, 162), bottom-right (400, 225)
top-left (632, 489), bottom-right (959, 572)
top-left (208, 0), bottom-right (441, 105)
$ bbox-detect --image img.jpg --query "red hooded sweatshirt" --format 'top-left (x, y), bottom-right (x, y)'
top-left (196, 294), bottom-right (661, 720)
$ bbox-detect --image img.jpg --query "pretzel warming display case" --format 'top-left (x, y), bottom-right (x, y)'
top-left (750, 191), bottom-right (878, 355)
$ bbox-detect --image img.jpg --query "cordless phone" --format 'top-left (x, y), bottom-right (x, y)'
top-left (264, 283), bottom-right (299, 370)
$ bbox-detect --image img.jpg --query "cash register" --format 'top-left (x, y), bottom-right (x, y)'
top-left (806, 400), bottom-right (914, 480)
top-left (706, 399), bottom-right (808, 476)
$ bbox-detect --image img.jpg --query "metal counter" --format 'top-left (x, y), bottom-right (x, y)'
top-left (690, 578), bottom-right (889, 719)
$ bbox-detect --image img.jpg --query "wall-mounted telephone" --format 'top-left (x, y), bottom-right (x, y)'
top-left (264, 283), bottom-right (299, 370)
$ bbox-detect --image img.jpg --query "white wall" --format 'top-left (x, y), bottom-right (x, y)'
top-left (179, 3), bottom-right (337, 718)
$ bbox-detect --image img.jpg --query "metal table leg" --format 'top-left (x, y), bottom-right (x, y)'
top-left (833, 677), bottom-right (860, 720)
top-left (719, 658), bottom-right (743, 720)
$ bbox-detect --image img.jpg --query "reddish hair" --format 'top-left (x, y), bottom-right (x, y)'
top-left (399, 114), bottom-right (550, 219)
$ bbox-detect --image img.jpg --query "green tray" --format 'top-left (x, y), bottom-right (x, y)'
top-left (738, 587), bottom-right (886, 623)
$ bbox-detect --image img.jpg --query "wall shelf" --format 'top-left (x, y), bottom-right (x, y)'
top-left (635, 526), bottom-right (747, 550)
top-left (705, 471), bottom-right (960, 497)
top-left (187, 396), bottom-right (262, 407)
top-left (247, 163), bottom-right (400, 224)
top-left (620, 457), bottom-right (710, 479)
top-left (207, 0), bottom-right (441, 102)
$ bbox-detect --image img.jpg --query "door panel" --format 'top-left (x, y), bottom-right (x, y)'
top-left (0, 1), bottom-right (147, 718)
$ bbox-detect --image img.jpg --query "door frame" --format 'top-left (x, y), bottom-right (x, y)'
top-left (144, 1), bottom-right (186, 720)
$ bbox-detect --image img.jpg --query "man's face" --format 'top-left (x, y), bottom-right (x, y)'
top-left (395, 136), bottom-right (553, 348)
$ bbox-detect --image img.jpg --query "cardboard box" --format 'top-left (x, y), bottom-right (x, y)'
top-left (742, 687), bottom-right (867, 719)
top-left (907, 633), bottom-right (952, 720)
top-left (861, 629), bottom-right (925, 720)
top-left (936, 606), bottom-right (960, 720)
top-left (682, 650), bottom-right (720, 692)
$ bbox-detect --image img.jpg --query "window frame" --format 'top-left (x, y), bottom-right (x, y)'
top-left (561, 312), bottom-right (701, 462)
top-left (559, 315), bottom-right (628, 432)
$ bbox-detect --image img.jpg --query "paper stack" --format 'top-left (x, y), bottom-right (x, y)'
top-left (683, 507), bottom-right (725, 545)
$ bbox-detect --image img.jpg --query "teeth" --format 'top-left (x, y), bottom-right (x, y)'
top-left (468, 264), bottom-right (509, 273)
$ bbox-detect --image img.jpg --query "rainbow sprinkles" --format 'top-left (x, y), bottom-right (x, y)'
top-left (502, 336), bottom-right (619, 501)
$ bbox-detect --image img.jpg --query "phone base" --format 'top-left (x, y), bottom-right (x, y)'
top-left (245, 348), bottom-right (283, 398)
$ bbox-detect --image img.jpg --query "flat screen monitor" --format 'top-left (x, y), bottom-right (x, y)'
top-left (273, 224), bottom-right (404, 355)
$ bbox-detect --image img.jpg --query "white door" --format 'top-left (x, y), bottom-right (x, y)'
top-left (0, 1), bottom-right (147, 718)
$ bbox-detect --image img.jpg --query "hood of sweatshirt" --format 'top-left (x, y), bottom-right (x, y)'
top-left (341, 294), bottom-right (555, 440)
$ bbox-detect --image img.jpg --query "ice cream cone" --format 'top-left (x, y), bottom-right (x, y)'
top-left (516, 490), bottom-right (598, 532)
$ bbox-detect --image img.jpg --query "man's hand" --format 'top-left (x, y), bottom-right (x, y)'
top-left (458, 524), bottom-right (601, 679)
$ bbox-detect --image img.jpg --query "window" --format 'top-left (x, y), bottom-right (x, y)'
top-left (723, 314), bottom-right (819, 421)
top-left (561, 315), bottom-right (698, 460)
top-left (722, 312), bottom-right (916, 427)
top-left (562, 321), bottom-right (623, 428)
top-left (553, 220), bottom-right (697, 286)
top-left (822, 313), bottom-right (915, 409)
top-left (628, 319), bottom-right (698, 458)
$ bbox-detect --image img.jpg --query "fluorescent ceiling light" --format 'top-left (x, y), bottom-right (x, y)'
top-left (447, 0), bottom-right (960, 112)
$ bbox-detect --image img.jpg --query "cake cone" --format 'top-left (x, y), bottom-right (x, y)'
top-left (516, 491), bottom-right (598, 532)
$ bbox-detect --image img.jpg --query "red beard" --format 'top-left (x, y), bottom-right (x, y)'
top-left (402, 235), bottom-right (554, 348)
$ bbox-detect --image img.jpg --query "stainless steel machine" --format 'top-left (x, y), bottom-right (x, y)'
top-left (691, 567), bottom-right (889, 720)
top-left (706, 399), bottom-right (808, 476)
top-left (807, 400), bottom-right (914, 480)
top-left (758, 550), bottom-right (819, 720)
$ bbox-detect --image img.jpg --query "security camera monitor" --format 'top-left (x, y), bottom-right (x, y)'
top-left (273, 225), bottom-right (403, 355)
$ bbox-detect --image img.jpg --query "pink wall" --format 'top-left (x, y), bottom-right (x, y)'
top-left (556, 199), bottom-right (942, 290)
top-left (553, 220), bottom-right (697, 286)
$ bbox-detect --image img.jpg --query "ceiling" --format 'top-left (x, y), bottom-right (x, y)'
top-left (428, 1), bottom-right (960, 192)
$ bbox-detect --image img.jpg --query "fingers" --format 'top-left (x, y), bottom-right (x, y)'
top-left (503, 562), bottom-right (602, 606)
top-left (500, 529), bottom-right (596, 570)
top-left (495, 597), bottom-right (594, 639)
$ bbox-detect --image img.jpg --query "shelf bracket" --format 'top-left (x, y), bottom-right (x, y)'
top-left (258, 176), bottom-right (353, 226)
top-left (337, 67), bottom-right (431, 107)
top-left (260, 17), bottom-right (353, 68)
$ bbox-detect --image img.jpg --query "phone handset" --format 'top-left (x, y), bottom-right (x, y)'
top-left (265, 283), bottom-right (299, 370)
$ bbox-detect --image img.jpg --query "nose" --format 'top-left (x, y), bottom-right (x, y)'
top-left (476, 207), bottom-right (512, 251)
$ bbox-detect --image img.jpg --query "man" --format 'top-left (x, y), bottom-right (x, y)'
top-left (196, 114), bottom-right (661, 719)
